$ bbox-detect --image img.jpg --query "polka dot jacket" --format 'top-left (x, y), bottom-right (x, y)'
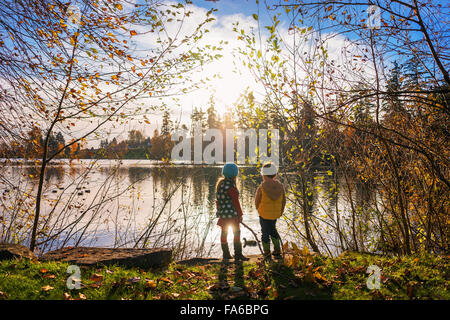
top-left (216, 178), bottom-right (243, 219)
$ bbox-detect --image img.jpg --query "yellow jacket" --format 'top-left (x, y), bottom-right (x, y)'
top-left (255, 180), bottom-right (285, 220)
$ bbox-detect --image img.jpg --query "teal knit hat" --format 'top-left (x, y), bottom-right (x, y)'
top-left (222, 162), bottom-right (239, 178)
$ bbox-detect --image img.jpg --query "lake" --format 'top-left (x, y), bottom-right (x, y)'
top-left (0, 159), bottom-right (372, 259)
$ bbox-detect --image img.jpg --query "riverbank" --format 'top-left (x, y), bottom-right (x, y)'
top-left (0, 251), bottom-right (448, 300)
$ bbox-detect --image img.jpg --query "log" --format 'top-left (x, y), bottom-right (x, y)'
top-left (0, 243), bottom-right (37, 261)
top-left (39, 247), bottom-right (172, 269)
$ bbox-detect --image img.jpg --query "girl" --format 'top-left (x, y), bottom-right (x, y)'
top-left (216, 162), bottom-right (249, 261)
top-left (255, 162), bottom-right (286, 259)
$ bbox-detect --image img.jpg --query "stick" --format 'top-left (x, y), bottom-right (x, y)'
top-left (240, 221), bottom-right (264, 255)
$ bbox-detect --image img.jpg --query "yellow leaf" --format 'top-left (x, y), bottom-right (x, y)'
top-left (314, 272), bottom-right (327, 282)
top-left (301, 246), bottom-right (310, 256)
top-left (130, 30), bottom-right (137, 36)
top-left (145, 280), bottom-right (157, 288)
top-left (115, 3), bottom-right (123, 10)
top-left (291, 242), bottom-right (300, 252)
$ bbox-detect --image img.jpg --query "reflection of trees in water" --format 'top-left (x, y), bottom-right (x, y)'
top-left (205, 168), bottom-right (220, 214)
top-left (24, 165), bottom-right (65, 186)
top-left (238, 167), bottom-right (260, 210)
top-left (127, 167), bottom-right (151, 184)
top-left (45, 166), bottom-right (65, 183)
top-left (8, 162), bottom-right (379, 258)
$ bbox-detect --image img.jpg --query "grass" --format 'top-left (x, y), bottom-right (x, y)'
top-left (0, 251), bottom-right (448, 300)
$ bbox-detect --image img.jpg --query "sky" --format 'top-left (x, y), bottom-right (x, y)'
top-left (54, 0), bottom-right (449, 146)
top-left (133, 0), bottom-right (266, 138)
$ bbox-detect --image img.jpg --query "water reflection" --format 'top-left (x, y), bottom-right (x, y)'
top-left (0, 160), bottom-right (376, 258)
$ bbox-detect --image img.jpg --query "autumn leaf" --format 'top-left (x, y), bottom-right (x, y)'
top-left (90, 273), bottom-right (104, 282)
top-left (0, 291), bottom-right (8, 300)
top-left (41, 285), bottom-right (54, 292)
top-left (127, 276), bottom-right (141, 284)
top-left (39, 268), bottom-right (48, 274)
top-left (79, 293), bottom-right (87, 300)
top-left (159, 277), bottom-right (173, 284)
top-left (130, 30), bottom-right (137, 36)
top-left (313, 271), bottom-right (327, 282)
top-left (64, 292), bottom-right (72, 300)
top-left (145, 280), bottom-right (157, 288)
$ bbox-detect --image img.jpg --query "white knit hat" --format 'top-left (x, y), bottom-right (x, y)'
top-left (261, 162), bottom-right (278, 176)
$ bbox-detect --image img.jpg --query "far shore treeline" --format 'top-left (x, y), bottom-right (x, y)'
top-left (0, 106), bottom-right (330, 168)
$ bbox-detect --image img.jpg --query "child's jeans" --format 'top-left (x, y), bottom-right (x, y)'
top-left (259, 216), bottom-right (280, 243)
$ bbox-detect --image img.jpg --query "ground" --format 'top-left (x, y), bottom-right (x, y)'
top-left (0, 250), bottom-right (448, 300)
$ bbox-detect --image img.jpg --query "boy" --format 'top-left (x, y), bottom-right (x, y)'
top-left (255, 162), bottom-right (286, 259)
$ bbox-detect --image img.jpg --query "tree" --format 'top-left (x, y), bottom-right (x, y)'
top-left (206, 95), bottom-right (220, 128)
top-left (128, 129), bottom-right (145, 149)
top-left (150, 129), bottom-right (164, 159)
top-left (234, 0), bottom-right (449, 254)
top-left (0, 0), bottom-right (221, 251)
top-left (190, 107), bottom-right (206, 133)
top-left (161, 111), bottom-right (173, 137)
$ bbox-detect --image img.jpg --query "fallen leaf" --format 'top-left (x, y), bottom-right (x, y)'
top-left (90, 282), bottom-right (102, 288)
top-left (41, 285), bottom-right (54, 292)
top-left (39, 268), bottom-right (48, 274)
top-left (43, 274), bottom-right (56, 279)
top-left (64, 292), bottom-right (71, 300)
top-left (145, 280), bottom-right (157, 289)
top-left (314, 271), bottom-right (328, 282)
top-left (90, 273), bottom-right (104, 282)
top-left (0, 291), bottom-right (8, 300)
top-left (159, 277), bottom-right (173, 284)
top-left (79, 293), bottom-right (87, 300)
top-left (127, 276), bottom-right (141, 284)
top-left (172, 293), bottom-right (180, 298)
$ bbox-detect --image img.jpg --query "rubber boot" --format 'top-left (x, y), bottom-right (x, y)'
top-left (262, 241), bottom-right (271, 261)
top-left (221, 243), bottom-right (232, 261)
top-left (271, 236), bottom-right (282, 259)
top-left (234, 242), bottom-right (249, 261)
